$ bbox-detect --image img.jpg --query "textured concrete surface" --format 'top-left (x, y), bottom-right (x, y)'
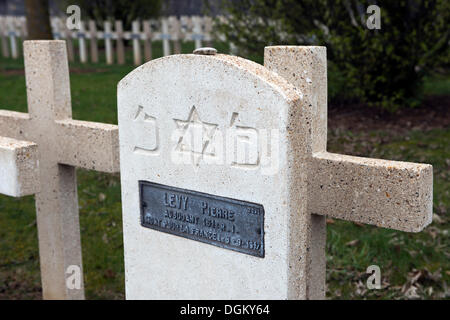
top-left (310, 152), bottom-right (433, 232)
top-left (0, 40), bottom-right (120, 299)
top-left (264, 46), bottom-right (328, 299)
top-left (56, 119), bottom-right (119, 172)
top-left (0, 136), bottom-right (39, 197)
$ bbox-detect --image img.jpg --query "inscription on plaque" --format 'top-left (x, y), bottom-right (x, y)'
top-left (139, 181), bottom-right (265, 257)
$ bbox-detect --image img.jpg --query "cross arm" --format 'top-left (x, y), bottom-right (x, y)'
top-left (0, 110), bottom-right (30, 140)
top-left (55, 119), bottom-right (120, 173)
top-left (309, 152), bottom-right (433, 232)
top-left (0, 136), bottom-right (40, 197)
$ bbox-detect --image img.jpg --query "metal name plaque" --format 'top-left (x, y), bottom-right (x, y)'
top-left (139, 181), bottom-right (265, 257)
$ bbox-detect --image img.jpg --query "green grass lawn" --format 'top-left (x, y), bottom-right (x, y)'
top-left (326, 128), bottom-right (449, 299)
top-left (0, 41), bottom-right (448, 299)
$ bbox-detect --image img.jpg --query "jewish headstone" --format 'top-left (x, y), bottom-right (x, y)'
top-left (117, 47), bottom-right (432, 299)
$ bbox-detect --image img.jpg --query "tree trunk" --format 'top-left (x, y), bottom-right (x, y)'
top-left (25, 0), bottom-right (53, 40)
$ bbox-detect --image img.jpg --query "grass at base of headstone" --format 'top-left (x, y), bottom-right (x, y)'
top-left (0, 49), bottom-right (448, 300)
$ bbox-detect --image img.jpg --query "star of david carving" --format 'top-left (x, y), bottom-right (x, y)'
top-left (173, 106), bottom-right (218, 165)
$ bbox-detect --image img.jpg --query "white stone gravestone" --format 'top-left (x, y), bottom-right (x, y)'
top-left (118, 47), bottom-right (432, 299)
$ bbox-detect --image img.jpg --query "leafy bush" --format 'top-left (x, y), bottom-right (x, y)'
top-left (217, 0), bottom-right (449, 110)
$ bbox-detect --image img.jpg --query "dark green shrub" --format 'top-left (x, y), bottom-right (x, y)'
top-left (217, 0), bottom-right (449, 111)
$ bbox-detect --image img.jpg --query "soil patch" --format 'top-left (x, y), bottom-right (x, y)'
top-left (329, 96), bottom-right (450, 133)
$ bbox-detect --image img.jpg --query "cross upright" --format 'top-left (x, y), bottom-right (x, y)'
top-left (0, 41), bottom-right (119, 299)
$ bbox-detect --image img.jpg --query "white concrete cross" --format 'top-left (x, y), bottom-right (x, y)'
top-left (0, 41), bottom-right (120, 299)
top-left (118, 46), bottom-right (432, 299)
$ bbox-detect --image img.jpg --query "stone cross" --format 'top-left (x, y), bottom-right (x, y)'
top-left (104, 21), bottom-right (114, 65)
top-left (76, 22), bottom-right (87, 63)
top-left (117, 46), bottom-right (432, 299)
top-left (0, 41), bottom-right (120, 299)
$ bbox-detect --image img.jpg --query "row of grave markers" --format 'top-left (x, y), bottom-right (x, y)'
top-left (0, 15), bottom-right (224, 65)
top-left (0, 40), bottom-right (433, 300)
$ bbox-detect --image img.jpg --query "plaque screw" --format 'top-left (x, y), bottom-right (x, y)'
top-left (193, 47), bottom-right (217, 55)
